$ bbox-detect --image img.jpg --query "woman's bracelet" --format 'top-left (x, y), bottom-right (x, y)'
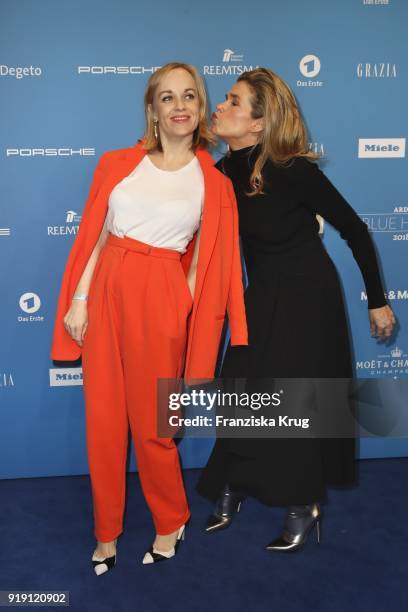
top-left (72, 294), bottom-right (88, 301)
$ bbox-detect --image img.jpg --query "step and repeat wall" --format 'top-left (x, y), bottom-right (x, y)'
top-left (1, 0), bottom-right (407, 478)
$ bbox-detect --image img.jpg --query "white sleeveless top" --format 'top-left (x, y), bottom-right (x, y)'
top-left (106, 154), bottom-right (204, 253)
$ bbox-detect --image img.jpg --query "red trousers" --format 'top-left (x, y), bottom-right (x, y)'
top-left (82, 233), bottom-right (192, 542)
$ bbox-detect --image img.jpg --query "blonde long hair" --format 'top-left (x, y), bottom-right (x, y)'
top-left (237, 68), bottom-right (320, 195)
top-left (143, 62), bottom-right (215, 152)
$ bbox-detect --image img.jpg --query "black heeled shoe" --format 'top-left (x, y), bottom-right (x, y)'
top-left (142, 524), bottom-right (186, 565)
top-left (92, 537), bottom-right (118, 576)
top-left (266, 503), bottom-right (321, 552)
top-left (205, 484), bottom-right (246, 533)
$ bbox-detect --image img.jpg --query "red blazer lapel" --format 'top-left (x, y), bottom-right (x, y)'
top-left (193, 148), bottom-right (220, 305)
top-left (102, 143), bottom-right (146, 200)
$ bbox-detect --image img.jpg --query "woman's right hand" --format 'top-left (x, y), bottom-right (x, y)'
top-left (63, 301), bottom-right (88, 347)
top-left (369, 305), bottom-right (396, 341)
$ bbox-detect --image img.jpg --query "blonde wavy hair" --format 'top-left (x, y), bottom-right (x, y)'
top-left (237, 68), bottom-right (320, 195)
top-left (143, 62), bottom-right (215, 152)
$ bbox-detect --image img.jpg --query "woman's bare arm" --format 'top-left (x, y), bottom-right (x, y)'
top-left (73, 219), bottom-right (109, 297)
top-left (186, 226), bottom-right (201, 297)
top-left (63, 219), bottom-right (109, 346)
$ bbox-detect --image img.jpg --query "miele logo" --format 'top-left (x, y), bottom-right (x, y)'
top-left (6, 148), bottom-right (95, 157)
top-left (49, 368), bottom-right (83, 387)
top-left (357, 63), bottom-right (396, 78)
top-left (77, 66), bottom-right (161, 75)
top-left (358, 139), bottom-right (405, 158)
top-left (0, 64), bottom-right (42, 78)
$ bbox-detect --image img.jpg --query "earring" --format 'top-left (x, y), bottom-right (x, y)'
top-left (153, 120), bottom-right (158, 140)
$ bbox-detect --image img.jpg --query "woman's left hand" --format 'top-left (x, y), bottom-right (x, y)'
top-left (369, 305), bottom-right (396, 340)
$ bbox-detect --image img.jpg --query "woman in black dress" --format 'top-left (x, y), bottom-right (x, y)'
top-left (196, 68), bottom-right (396, 551)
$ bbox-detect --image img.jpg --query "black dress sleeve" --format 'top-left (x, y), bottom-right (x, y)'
top-left (291, 158), bottom-right (387, 309)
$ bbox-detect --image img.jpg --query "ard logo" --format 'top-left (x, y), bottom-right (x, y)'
top-left (299, 55), bottom-right (321, 78)
top-left (297, 55), bottom-right (323, 88)
top-left (19, 292), bottom-right (41, 314)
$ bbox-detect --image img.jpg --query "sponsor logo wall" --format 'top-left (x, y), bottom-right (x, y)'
top-left (1, 0), bottom-right (407, 478)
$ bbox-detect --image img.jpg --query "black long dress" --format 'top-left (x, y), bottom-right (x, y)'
top-left (196, 145), bottom-right (387, 506)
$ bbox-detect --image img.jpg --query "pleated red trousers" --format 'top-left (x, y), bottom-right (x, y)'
top-left (81, 233), bottom-right (192, 542)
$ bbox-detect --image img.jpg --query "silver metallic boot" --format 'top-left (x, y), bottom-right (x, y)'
top-left (205, 484), bottom-right (246, 533)
top-left (266, 503), bottom-right (321, 552)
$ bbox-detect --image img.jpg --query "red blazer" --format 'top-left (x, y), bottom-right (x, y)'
top-left (50, 142), bottom-right (248, 379)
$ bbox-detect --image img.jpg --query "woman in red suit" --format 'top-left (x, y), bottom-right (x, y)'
top-left (51, 62), bottom-right (247, 573)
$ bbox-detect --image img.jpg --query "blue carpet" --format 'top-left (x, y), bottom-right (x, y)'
top-left (0, 459), bottom-right (407, 612)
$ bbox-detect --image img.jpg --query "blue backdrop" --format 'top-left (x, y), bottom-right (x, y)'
top-left (1, 0), bottom-right (407, 479)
